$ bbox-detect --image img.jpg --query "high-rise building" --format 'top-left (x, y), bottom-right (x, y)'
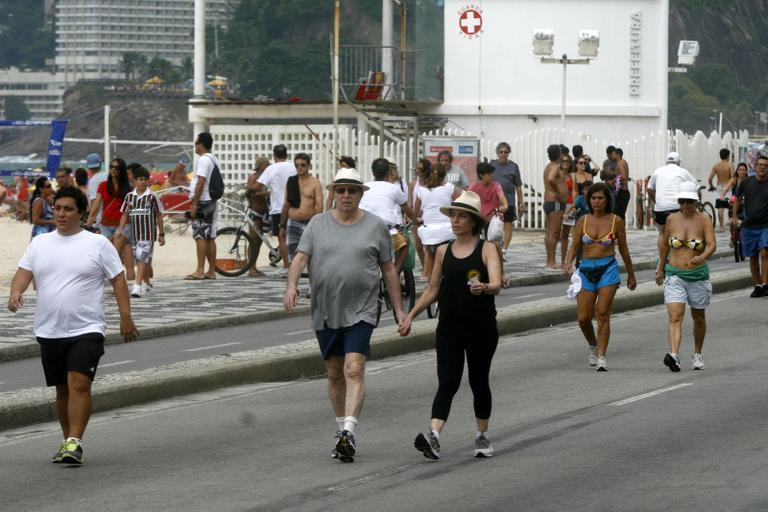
top-left (0, 68), bottom-right (66, 121)
top-left (54, 0), bottom-right (236, 84)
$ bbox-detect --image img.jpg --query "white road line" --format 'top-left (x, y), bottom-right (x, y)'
top-left (184, 342), bottom-right (242, 353)
top-left (99, 360), bottom-right (136, 368)
top-left (283, 329), bottom-right (312, 336)
top-left (512, 293), bottom-right (545, 300)
top-left (609, 383), bottom-right (693, 407)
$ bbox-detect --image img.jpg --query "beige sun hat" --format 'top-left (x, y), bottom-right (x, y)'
top-left (325, 168), bottom-right (370, 191)
top-left (439, 190), bottom-right (488, 224)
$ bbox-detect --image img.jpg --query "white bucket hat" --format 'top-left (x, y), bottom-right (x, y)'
top-left (677, 181), bottom-right (699, 201)
top-left (439, 190), bottom-right (487, 224)
top-left (325, 168), bottom-right (369, 191)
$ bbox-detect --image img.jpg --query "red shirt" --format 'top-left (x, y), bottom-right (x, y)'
top-left (469, 181), bottom-right (503, 217)
top-left (97, 180), bottom-right (125, 226)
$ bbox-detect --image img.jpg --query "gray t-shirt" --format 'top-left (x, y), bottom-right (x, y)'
top-left (490, 159), bottom-right (523, 207)
top-left (445, 165), bottom-right (469, 189)
top-left (297, 210), bottom-right (393, 330)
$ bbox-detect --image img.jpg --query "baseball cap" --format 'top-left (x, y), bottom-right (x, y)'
top-left (86, 153), bottom-right (102, 169)
top-left (666, 152), bottom-right (681, 163)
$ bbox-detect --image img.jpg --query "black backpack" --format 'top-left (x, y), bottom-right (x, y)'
top-left (207, 157), bottom-right (225, 201)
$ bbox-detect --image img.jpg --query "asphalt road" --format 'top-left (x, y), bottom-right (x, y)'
top-left (0, 259), bottom-right (744, 392)
top-left (1, 288), bottom-right (766, 512)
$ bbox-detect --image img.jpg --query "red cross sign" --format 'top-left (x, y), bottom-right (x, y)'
top-left (459, 9), bottom-right (483, 35)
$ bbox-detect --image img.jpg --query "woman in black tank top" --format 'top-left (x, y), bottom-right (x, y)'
top-left (399, 191), bottom-right (502, 460)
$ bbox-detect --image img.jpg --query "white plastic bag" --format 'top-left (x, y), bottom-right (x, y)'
top-left (487, 214), bottom-right (504, 242)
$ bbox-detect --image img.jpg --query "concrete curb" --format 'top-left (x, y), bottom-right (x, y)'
top-left (0, 269), bottom-right (753, 432)
top-left (0, 249), bottom-right (735, 363)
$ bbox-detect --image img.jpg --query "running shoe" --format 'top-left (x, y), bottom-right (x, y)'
top-left (414, 431), bottom-right (440, 460)
top-left (474, 434), bottom-right (494, 458)
top-left (750, 285), bottom-right (765, 298)
top-left (663, 353), bottom-right (681, 372)
top-left (596, 356), bottom-right (607, 371)
top-left (278, 268), bottom-right (289, 278)
top-left (130, 283), bottom-right (142, 298)
top-left (335, 430), bottom-right (356, 463)
top-left (330, 431), bottom-right (341, 459)
top-left (51, 440), bottom-right (67, 463)
top-left (588, 346), bottom-right (598, 367)
top-left (691, 353), bottom-right (705, 370)
top-left (763, 284), bottom-right (768, 296)
top-left (59, 438), bottom-right (83, 464)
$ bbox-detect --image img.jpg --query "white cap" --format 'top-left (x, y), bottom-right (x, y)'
top-left (666, 151), bottom-right (681, 163)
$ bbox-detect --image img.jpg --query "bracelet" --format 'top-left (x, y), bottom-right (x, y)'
top-left (159, 233), bottom-right (165, 236)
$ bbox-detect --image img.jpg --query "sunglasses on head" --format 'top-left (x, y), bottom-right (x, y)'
top-left (334, 186), bottom-right (359, 195)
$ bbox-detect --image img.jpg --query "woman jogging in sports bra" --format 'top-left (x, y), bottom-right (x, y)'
top-left (399, 191), bottom-right (502, 460)
top-left (564, 182), bottom-right (637, 371)
top-left (655, 181), bottom-right (716, 372)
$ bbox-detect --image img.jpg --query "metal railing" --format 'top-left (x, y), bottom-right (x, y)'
top-left (339, 44), bottom-right (414, 102)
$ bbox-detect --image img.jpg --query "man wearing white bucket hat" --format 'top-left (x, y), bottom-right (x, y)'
top-left (283, 168), bottom-right (405, 463)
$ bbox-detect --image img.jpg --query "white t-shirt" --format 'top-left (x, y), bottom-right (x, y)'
top-left (416, 183), bottom-right (456, 245)
top-left (359, 181), bottom-right (408, 234)
top-left (647, 164), bottom-right (697, 212)
top-left (257, 161), bottom-right (297, 214)
top-left (189, 153), bottom-right (221, 202)
top-left (87, 170), bottom-right (108, 201)
top-left (18, 229), bottom-right (125, 339)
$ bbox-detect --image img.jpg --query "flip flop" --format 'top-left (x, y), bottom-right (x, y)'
top-left (183, 274), bottom-right (205, 280)
top-left (248, 271), bottom-right (266, 277)
top-left (203, 275), bottom-right (217, 280)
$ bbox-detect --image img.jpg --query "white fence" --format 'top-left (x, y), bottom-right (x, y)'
top-left (210, 124), bottom-right (750, 230)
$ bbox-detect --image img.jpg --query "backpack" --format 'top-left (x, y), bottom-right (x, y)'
top-left (207, 156), bottom-right (225, 201)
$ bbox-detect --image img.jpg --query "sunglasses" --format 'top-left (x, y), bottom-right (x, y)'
top-left (334, 186), bottom-right (360, 195)
top-left (561, 160), bottom-right (571, 164)
top-left (577, 161), bottom-right (586, 165)
top-left (678, 198), bottom-right (697, 204)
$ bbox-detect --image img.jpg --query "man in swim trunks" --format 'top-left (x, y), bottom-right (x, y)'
top-left (708, 148), bottom-right (734, 232)
top-left (543, 144), bottom-right (568, 270)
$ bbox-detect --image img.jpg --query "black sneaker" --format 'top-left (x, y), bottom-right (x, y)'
top-left (663, 353), bottom-right (681, 372)
top-left (414, 431), bottom-right (440, 460)
top-left (335, 430), bottom-right (356, 463)
top-left (750, 285), bottom-right (765, 298)
top-left (330, 431), bottom-right (341, 459)
top-left (762, 284), bottom-right (768, 297)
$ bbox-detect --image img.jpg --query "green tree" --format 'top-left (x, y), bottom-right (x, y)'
top-left (2, 96), bottom-right (31, 120)
top-left (145, 57), bottom-right (174, 82)
top-left (119, 52), bottom-right (145, 81)
top-left (0, 0), bottom-right (54, 69)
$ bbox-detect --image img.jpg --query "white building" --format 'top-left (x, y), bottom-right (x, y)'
top-left (54, 0), bottom-right (236, 84)
top-left (0, 68), bottom-right (67, 121)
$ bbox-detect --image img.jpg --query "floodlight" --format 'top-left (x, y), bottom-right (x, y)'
top-left (677, 40), bottom-right (700, 66)
top-left (532, 29), bottom-right (554, 57)
top-left (578, 30), bottom-right (600, 58)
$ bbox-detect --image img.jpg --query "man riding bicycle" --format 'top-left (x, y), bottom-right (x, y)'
top-left (359, 158), bottom-right (417, 274)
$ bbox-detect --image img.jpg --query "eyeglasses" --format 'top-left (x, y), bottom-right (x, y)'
top-left (334, 186), bottom-right (360, 195)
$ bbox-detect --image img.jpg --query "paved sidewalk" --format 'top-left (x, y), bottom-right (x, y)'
top-left (1, 229), bottom-right (735, 361)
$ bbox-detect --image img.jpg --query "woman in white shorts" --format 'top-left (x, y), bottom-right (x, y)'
top-left (655, 181), bottom-right (717, 372)
top-left (415, 163), bottom-right (461, 281)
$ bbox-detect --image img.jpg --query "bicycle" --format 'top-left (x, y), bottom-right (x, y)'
top-left (214, 207), bottom-right (282, 277)
top-left (375, 223), bottom-right (417, 326)
top-left (698, 186), bottom-right (716, 226)
top-left (732, 219), bottom-right (744, 262)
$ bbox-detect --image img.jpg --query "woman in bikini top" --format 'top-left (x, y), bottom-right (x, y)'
top-left (581, 214), bottom-right (618, 247)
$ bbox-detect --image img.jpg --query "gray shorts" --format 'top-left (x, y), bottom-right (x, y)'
top-left (133, 240), bottom-right (154, 264)
top-left (664, 276), bottom-right (712, 309)
top-left (191, 201), bottom-right (218, 240)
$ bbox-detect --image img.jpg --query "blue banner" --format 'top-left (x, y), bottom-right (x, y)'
top-left (0, 119), bottom-right (68, 177)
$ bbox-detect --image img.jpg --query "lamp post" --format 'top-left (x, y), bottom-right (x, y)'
top-left (534, 29), bottom-right (599, 129)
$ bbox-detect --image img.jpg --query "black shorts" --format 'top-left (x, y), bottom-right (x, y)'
top-left (37, 333), bottom-right (105, 386)
top-left (503, 208), bottom-right (517, 222)
top-left (653, 209), bottom-right (679, 225)
top-left (271, 213), bottom-right (281, 236)
top-left (715, 198), bottom-right (730, 209)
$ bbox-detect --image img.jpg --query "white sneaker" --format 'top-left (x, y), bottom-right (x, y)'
top-left (588, 346), bottom-right (598, 367)
top-left (474, 434), bottom-right (494, 458)
top-left (130, 283), bottom-right (142, 298)
top-left (691, 353), bottom-right (705, 370)
top-left (596, 356), bottom-right (607, 371)
top-left (502, 249), bottom-right (508, 262)
top-left (278, 268), bottom-right (289, 278)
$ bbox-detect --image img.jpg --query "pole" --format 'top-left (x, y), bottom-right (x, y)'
top-left (193, 0), bottom-right (207, 139)
top-left (718, 112), bottom-right (723, 137)
top-left (400, 2), bottom-right (407, 100)
top-left (104, 105), bottom-right (111, 166)
top-left (332, 0), bottom-right (340, 168)
top-left (561, 54), bottom-right (567, 130)
top-left (382, 0), bottom-right (393, 100)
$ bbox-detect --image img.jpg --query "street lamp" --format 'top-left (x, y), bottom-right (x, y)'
top-left (534, 29), bottom-right (599, 129)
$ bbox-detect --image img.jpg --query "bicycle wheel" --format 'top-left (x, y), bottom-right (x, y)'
top-left (701, 202), bottom-right (716, 226)
top-left (214, 227), bottom-right (255, 277)
top-left (394, 269), bottom-right (416, 322)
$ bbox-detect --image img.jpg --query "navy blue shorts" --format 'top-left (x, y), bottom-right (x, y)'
top-left (741, 227), bottom-right (768, 258)
top-left (316, 321), bottom-right (374, 359)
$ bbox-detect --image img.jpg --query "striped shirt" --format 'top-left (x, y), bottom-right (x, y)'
top-left (120, 189), bottom-right (163, 242)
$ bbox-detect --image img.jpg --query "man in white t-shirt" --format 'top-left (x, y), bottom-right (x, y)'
top-left (359, 157), bottom-right (416, 273)
top-left (186, 132), bottom-right (221, 280)
top-left (85, 153), bottom-right (106, 229)
top-left (647, 152), bottom-right (698, 249)
top-left (254, 144), bottom-right (297, 274)
top-left (437, 150), bottom-right (470, 190)
top-left (8, 186), bottom-right (138, 465)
